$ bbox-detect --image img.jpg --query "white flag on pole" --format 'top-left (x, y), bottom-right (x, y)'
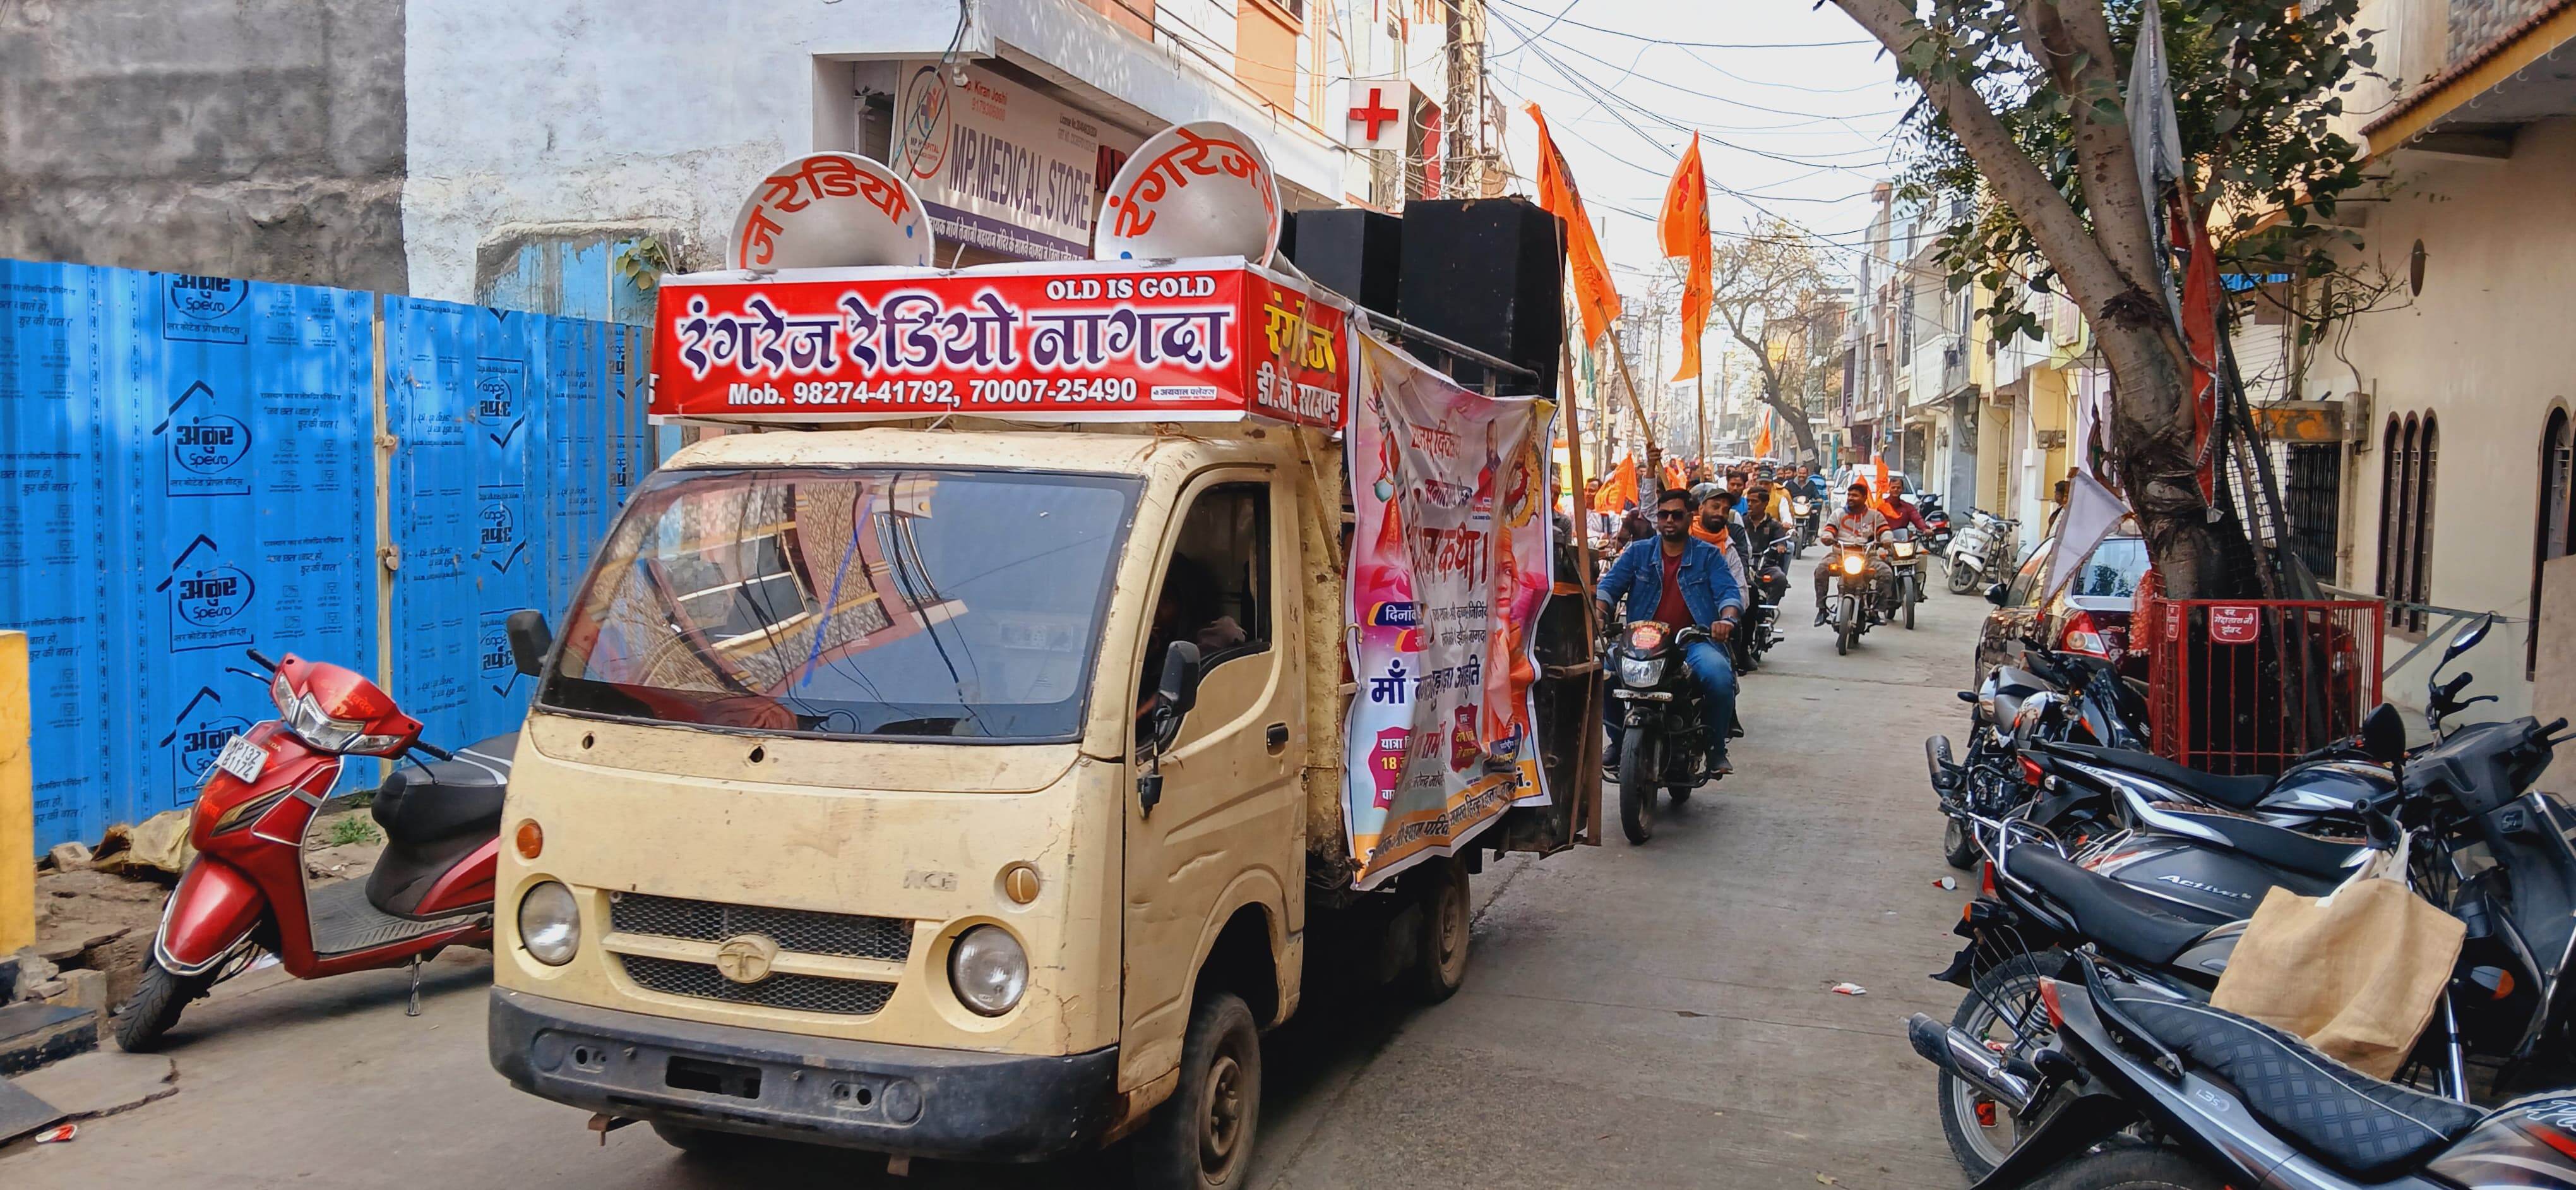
top-left (2042, 469), bottom-right (2131, 603)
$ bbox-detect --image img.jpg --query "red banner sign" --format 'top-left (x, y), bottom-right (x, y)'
top-left (2208, 604), bottom-right (2262, 645)
top-left (649, 262), bottom-right (1348, 429)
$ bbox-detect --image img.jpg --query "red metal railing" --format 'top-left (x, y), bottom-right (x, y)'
top-left (2137, 573), bottom-right (2384, 776)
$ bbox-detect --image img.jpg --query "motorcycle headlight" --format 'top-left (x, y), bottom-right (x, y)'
top-left (949, 925), bottom-right (1029, 1016)
top-left (1791, 498), bottom-right (1811, 516)
top-left (517, 880), bottom-right (581, 966)
top-left (1840, 551), bottom-right (1866, 576)
top-left (1619, 655), bottom-right (1665, 686)
top-left (1893, 541), bottom-right (1918, 558)
top-left (282, 692), bottom-right (407, 755)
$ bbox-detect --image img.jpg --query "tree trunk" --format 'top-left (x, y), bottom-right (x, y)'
top-left (1758, 388), bottom-right (1820, 467)
top-left (2089, 315), bottom-right (2248, 599)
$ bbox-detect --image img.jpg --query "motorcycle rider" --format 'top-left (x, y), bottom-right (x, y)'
top-left (1814, 481), bottom-right (1893, 625)
top-left (1597, 488), bottom-right (1743, 776)
top-left (1690, 483), bottom-right (1748, 596)
top-left (1740, 481), bottom-right (1794, 612)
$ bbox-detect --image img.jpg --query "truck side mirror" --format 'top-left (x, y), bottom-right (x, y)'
top-left (1149, 641), bottom-right (1202, 752)
top-left (506, 610), bottom-right (554, 678)
top-left (1985, 582), bottom-right (2009, 607)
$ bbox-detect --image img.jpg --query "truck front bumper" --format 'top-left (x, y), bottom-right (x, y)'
top-left (488, 988), bottom-right (1119, 1162)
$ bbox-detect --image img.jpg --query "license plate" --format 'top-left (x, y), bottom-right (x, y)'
top-left (214, 735), bottom-right (268, 783)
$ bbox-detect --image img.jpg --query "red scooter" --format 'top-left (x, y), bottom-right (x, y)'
top-left (117, 647), bottom-right (516, 1050)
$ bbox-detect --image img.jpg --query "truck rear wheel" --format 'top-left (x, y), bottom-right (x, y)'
top-left (1400, 859), bottom-right (1471, 1004)
top-left (1133, 991), bottom-right (1261, 1190)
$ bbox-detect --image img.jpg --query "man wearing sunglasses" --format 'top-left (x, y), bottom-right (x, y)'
top-left (1594, 488), bottom-right (1743, 775)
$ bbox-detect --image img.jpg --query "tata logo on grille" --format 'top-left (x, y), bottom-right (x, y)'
top-left (167, 275), bottom-right (247, 322)
top-left (713, 934), bottom-right (780, 985)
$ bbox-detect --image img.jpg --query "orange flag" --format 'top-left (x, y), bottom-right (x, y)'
top-left (1591, 455), bottom-right (1636, 513)
top-left (1751, 408), bottom-right (1774, 459)
top-left (1657, 133), bottom-right (1714, 383)
top-left (1525, 102), bottom-right (1621, 349)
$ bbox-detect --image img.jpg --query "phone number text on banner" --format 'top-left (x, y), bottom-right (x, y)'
top-left (648, 262), bottom-right (1347, 428)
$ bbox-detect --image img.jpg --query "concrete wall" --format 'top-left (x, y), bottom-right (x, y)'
top-left (402, 0), bottom-right (1345, 304)
top-left (0, 0), bottom-right (407, 292)
top-left (2337, 117), bottom-right (2576, 718)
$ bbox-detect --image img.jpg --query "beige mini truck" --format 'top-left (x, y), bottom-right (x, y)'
top-left (484, 262), bottom-right (1601, 1187)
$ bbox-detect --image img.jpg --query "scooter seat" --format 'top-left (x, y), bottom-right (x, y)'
top-left (369, 733), bottom-right (516, 844)
top-left (2097, 978), bottom-right (2483, 1181)
top-left (2010, 848), bottom-right (2222, 965)
top-left (2043, 742), bottom-right (2274, 812)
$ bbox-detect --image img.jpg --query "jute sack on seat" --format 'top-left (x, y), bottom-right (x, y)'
top-left (2210, 836), bottom-right (2464, 1079)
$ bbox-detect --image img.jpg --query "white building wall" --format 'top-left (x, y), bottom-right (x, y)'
top-left (403, 0), bottom-right (1344, 303)
top-left (2339, 117), bottom-right (2576, 718)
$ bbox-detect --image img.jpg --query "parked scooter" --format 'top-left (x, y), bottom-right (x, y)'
top-left (1946, 510), bottom-right (2018, 596)
top-left (117, 646), bottom-right (515, 1050)
top-left (1909, 949), bottom-right (2570, 1190)
top-left (1606, 620), bottom-right (1720, 844)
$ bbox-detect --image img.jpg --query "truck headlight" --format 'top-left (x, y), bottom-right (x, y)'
top-left (518, 880), bottom-right (581, 966)
top-left (1619, 655), bottom-right (1664, 686)
top-left (949, 925), bottom-right (1027, 1016)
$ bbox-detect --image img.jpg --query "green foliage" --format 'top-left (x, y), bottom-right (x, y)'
top-left (613, 235), bottom-right (675, 294)
top-left (324, 814), bottom-right (382, 848)
top-left (1893, 0), bottom-right (2379, 341)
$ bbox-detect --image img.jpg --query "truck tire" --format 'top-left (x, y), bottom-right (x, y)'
top-left (1617, 726), bottom-right (1656, 844)
top-left (1400, 859), bottom-right (1472, 1004)
top-left (1132, 992), bottom-right (1261, 1190)
top-left (114, 958), bottom-right (213, 1053)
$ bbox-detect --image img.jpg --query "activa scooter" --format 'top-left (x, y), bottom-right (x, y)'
top-left (117, 647), bottom-right (516, 1050)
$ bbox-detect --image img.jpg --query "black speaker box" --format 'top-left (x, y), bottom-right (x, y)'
top-left (1282, 208), bottom-right (1403, 315)
top-left (1395, 197), bottom-right (1563, 400)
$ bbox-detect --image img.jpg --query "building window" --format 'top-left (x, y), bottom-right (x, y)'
top-left (2378, 412), bottom-right (2438, 632)
top-left (2282, 443), bottom-right (2340, 582)
top-left (2533, 409), bottom-right (2573, 675)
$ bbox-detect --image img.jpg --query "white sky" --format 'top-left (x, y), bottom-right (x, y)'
top-left (1483, 0), bottom-right (1911, 292)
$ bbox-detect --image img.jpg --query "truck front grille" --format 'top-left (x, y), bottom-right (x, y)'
top-left (618, 955), bottom-right (897, 1016)
top-left (608, 892), bottom-right (912, 962)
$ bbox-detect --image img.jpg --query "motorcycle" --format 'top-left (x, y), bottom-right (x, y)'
top-left (1928, 649), bottom-right (2150, 869)
top-left (1928, 620), bottom-right (2576, 1174)
top-left (1909, 948), bottom-right (2561, 1190)
top-left (1946, 509), bottom-right (2018, 596)
top-left (1607, 620), bottom-right (1719, 844)
top-left (1919, 493), bottom-right (1955, 555)
top-left (116, 646), bottom-right (516, 1051)
top-left (1887, 527), bottom-right (1927, 630)
top-left (1789, 494), bottom-right (1818, 556)
top-left (1736, 532), bottom-right (1793, 674)
top-left (1822, 532), bottom-right (1885, 656)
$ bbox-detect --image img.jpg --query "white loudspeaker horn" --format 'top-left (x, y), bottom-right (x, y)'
top-left (1094, 121), bottom-right (1281, 266)
top-left (727, 152), bottom-right (934, 270)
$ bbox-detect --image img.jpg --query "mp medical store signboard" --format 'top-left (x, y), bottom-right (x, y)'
top-left (893, 61), bottom-right (1142, 261)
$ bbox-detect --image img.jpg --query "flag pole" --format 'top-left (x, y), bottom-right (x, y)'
top-left (1607, 331), bottom-right (1660, 490)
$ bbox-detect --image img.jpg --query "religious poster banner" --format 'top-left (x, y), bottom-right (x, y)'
top-left (1343, 330), bottom-right (1554, 889)
top-left (647, 259), bottom-right (1347, 429)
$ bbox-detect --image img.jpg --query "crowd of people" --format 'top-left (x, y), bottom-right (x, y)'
top-left (1578, 459), bottom-right (1827, 778)
top-left (1575, 456), bottom-right (1943, 779)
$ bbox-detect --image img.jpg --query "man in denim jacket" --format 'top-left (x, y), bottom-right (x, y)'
top-left (1595, 488), bottom-right (1744, 775)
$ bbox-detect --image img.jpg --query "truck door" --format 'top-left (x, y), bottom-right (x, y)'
top-left (1119, 473), bottom-right (1301, 1094)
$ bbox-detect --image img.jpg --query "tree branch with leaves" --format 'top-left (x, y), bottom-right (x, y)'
top-left (1830, 0), bottom-right (2378, 596)
top-left (1708, 219), bottom-right (1844, 466)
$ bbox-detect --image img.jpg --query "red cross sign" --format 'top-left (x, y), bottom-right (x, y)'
top-left (1349, 87), bottom-right (1400, 144)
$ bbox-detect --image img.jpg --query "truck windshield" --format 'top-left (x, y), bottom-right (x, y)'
top-left (539, 467), bottom-right (1140, 742)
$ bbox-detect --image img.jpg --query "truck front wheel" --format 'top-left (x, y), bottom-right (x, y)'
top-left (1133, 991), bottom-right (1261, 1190)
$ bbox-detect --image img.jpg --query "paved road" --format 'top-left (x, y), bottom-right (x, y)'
top-left (8, 573), bottom-right (1989, 1189)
